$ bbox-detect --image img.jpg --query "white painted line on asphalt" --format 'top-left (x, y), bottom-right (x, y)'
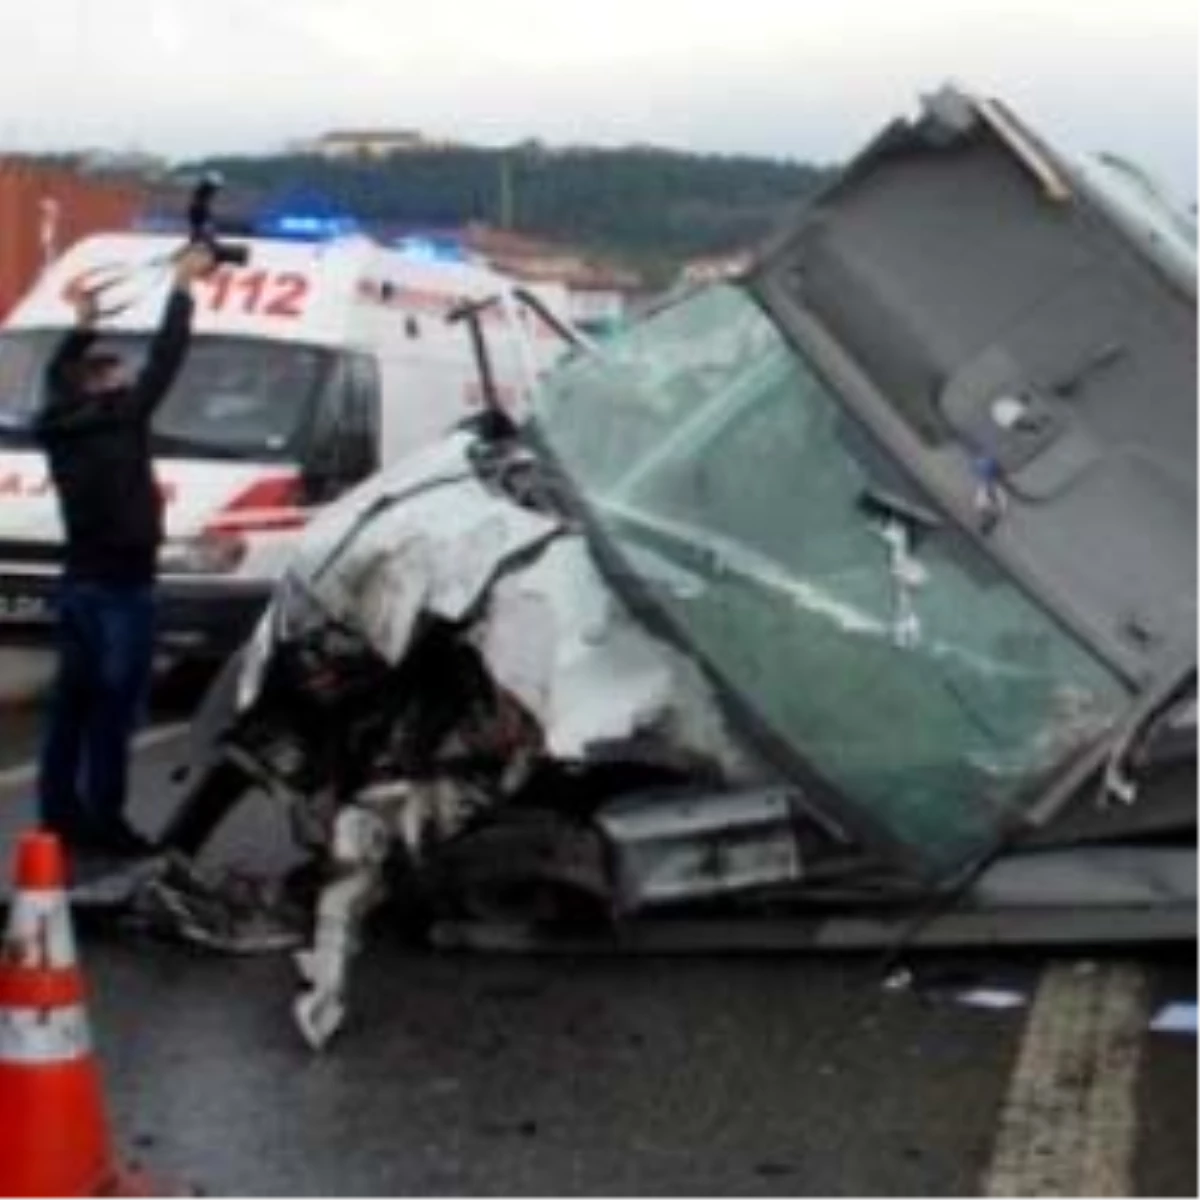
top-left (0, 723), bottom-right (189, 793)
top-left (984, 961), bottom-right (1147, 1198)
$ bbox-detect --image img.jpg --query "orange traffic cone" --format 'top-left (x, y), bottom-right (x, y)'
top-left (0, 830), bottom-right (117, 1197)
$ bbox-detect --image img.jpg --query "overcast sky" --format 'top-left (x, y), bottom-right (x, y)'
top-left (1, 0), bottom-right (1195, 197)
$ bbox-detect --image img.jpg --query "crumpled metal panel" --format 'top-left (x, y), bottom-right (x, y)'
top-left (296, 438), bottom-right (562, 665)
top-left (597, 787), bottom-right (803, 910)
top-left (471, 536), bottom-right (754, 770)
top-left (270, 434), bottom-right (759, 778)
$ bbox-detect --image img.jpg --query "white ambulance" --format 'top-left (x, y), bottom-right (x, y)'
top-left (0, 227), bottom-right (577, 657)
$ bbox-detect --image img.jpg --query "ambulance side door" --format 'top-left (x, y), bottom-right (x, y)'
top-left (302, 352), bottom-right (381, 503)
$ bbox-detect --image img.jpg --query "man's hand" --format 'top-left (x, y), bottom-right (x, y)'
top-left (173, 243), bottom-right (218, 290)
top-left (63, 280), bottom-right (100, 328)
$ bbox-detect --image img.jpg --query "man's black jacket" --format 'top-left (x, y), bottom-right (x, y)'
top-left (36, 290), bottom-right (193, 585)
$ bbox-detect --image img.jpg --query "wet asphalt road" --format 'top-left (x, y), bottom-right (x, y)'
top-left (0, 697), bottom-right (1194, 1197)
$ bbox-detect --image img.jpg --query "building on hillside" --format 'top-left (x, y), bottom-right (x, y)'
top-left (302, 130), bottom-right (450, 160)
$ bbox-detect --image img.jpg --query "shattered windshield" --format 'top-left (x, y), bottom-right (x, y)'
top-left (533, 284), bottom-right (1129, 873)
top-left (0, 329), bottom-right (331, 461)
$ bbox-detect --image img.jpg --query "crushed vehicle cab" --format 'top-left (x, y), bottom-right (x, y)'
top-left (154, 85), bottom-right (1195, 1048)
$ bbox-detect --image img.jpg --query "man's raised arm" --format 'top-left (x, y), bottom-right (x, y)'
top-left (132, 244), bottom-right (216, 419)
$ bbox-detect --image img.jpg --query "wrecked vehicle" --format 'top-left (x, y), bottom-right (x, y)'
top-left (154, 85), bottom-right (1196, 1048)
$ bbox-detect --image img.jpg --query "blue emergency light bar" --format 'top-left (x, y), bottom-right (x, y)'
top-left (133, 208), bottom-right (361, 243)
top-left (254, 213), bottom-right (360, 241)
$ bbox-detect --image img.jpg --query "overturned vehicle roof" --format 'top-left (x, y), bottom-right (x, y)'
top-left (160, 86), bottom-right (1195, 1046)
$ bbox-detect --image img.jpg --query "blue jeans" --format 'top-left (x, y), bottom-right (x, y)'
top-left (39, 579), bottom-right (156, 838)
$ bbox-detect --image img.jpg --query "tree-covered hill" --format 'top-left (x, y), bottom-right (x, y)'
top-left (192, 144), bottom-right (832, 272)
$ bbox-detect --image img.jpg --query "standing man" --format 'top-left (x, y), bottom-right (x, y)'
top-left (36, 246), bottom-right (215, 856)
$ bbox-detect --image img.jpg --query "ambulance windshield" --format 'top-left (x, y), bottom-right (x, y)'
top-left (0, 330), bottom-right (333, 462)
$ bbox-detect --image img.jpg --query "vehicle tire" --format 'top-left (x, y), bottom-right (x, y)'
top-left (436, 809), bottom-right (614, 929)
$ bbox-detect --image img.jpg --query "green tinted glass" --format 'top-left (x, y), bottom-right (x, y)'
top-left (536, 285), bottom-right (1127, 872)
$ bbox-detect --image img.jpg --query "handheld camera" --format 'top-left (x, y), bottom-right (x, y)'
top-left (187, 173), bottom-right (250, 267)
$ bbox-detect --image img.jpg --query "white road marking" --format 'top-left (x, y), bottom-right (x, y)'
top-left (984, 961), bottom-right (1147, 1197)
top-left (0, 723), bottom-right (188, 792)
